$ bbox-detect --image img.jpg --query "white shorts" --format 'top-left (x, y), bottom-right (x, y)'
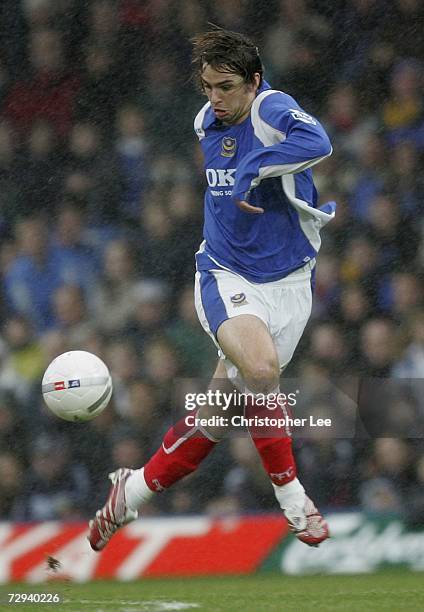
top-left (194, 261), bottom-right (314, 389)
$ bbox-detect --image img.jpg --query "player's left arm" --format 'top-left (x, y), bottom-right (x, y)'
top-left (232, 93), bottom-right (332, 214)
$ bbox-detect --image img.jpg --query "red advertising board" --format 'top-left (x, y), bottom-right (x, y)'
top-left (0, 515), bottom-right (288, 583)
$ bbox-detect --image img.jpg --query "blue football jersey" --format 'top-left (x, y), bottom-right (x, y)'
top-left (194, 80), bottom-right (335, 283)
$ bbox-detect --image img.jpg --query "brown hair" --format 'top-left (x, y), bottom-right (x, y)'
top-left (192, 27), bottom-right (263, 88)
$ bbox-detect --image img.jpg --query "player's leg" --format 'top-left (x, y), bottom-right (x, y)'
top-left (217, 314), bottom-right (280, 393)
top-left (88, 359), bottom-right (236, 551)
top-left (194, 265), bottom-right (326, 544)
top-left (217, 313), bottom-right (298, 487)
top-left (217, 304), bottom-right (329, 546)
top-left (217, 313), bottom-right (299, 495)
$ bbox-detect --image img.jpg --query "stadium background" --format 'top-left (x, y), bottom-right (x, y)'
top-left (0, 0), bottom-right (422, 533)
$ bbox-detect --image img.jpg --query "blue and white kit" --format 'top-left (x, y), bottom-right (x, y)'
top-left (193, 80), bottom-right (335, 381)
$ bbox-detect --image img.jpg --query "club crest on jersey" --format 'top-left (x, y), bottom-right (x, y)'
top-left (221, 137), bottom-right (237, 157)
top-left (230, 292), bottom-right (248, 307)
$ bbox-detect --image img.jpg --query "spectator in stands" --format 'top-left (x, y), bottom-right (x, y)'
top-left (295, 438), bottom-right (360, 508)
top-left (174, 0), bottom-right (207, 40)
top-left (51, 284), bottom-right (94, 347)
top-left (106, 339), bottom-right (141, 417)
top-left (139, 54), bottom-right (195, 150)
top-left (125, 379), bottom-right (164, 453)
top-left (23, 0), bottom-right (55, 29)
top-left (3, 29), bottom-right (80, 138)
top-left (19, 120), bottom-right (62, 215)
top-left (223, 437), bottom-right (275, 512)
top-left (340, 235), bottom-right (382, 308)
top-left (387, 141), bottom-right (423, 217)
top-left (309, 323), bottom-right (349, 375)
top-left (14, 432), bottom-right (91, 520)
top-left (337, 284), bottom-right (372, 365)
top-left (381, 0), bottom-right (424, 59)
top-left (0, 391), bottom-right (29, 463)
top-left (0, 120), bottom-right (21, 227)
top-left (0, 53), bottom-right (10, 109)
top-left (111, 430), bottom-right (145, 469)
top-left (0, 452), bottom-right (23, 519)
top-left (89, 0), bottom-right (120, 50)
top-left (333, 0), bottom-right (387, 81)
top-left (2, 315), bottom-right (45, 386)
top-left (324, 83), bottom-right (375, 159)
top-left (359, 318), bottom-right (399, 377)
top-left (38, 328), bottom-right (69, 369)
top-left (0, 337), bottom-right (34, 406)
top-left (142, 336), bottom-right (180, 388)
top-left (167, 284), bottom-right (216, 377)
top-left (52, 201), bottom-right (100, 289)
top-left (349, 134), bottom-right (388, 221)
top-left (75, 43), bottom-right (122, 134)
top-left (321, 191), bottom-right (358, 257)
top-left (115, 103), bottom-right (149, 222)
top-left (92, 239), bottom-right (140, 335)
top-left (3, 216), bottom-right (89, 331)
top-left (263, 0), bottom-right (331, 82)
top-left (310, 253), bottom-right (340, 319)
top-left (404, 451), bottom-right (424, 527)
top-left (384, 396), bottom-right (422, 438)
top-left (389, 272), bottom-right (422, 319)
top-left (141, 195), bottom-right (197, 290)
top-left (392, 311), bottom-right (424, 379)
top-left (210, 0), bottom-right (250, 34)
top-left (64, 121), bottom-right (123, 223)
top-left (366, 194), bottom-right (419, 273)
top-left (382, 59), bottom-right (424, 146)
top-left (125, 279), bottom-right (170, 349)
top-left (360, 439), bottom-right (415, 514)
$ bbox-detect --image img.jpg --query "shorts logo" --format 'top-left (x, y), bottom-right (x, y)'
top-left (230, 292), bottom-right (248, 307)
top-left (221, 137), bottom-right (237, 157)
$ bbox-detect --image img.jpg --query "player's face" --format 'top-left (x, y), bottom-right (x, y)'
top-left (201, 64), bottom-right (260, 125)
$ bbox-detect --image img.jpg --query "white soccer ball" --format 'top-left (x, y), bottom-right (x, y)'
top-left (42, 351), bottom-right (113, 422)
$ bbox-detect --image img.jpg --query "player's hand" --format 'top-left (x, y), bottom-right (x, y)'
top-left (235, 199), bottom-right (264, 214)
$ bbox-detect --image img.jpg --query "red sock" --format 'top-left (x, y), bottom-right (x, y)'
top-left (143, 417), bottom-right (217, 492)
top-left (251, 437), bottom-right (296, 485)
top-left (245, 393), bottom-right (297, 486)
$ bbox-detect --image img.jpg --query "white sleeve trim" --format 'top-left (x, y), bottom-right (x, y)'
top-left (194, 101), bottom-right (210, 141)
top-left (281, 174), bottom-right (335, 251)
top-left (249, 153), bottom-right (331, 191)
top-left (251, 90), bottom-right (287, 146)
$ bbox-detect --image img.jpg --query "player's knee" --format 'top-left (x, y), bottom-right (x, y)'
top-left (242, 360), bottom-right (280, 394)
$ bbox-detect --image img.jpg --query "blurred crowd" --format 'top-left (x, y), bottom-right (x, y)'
top-left (0, 0), bottom-right (423, 525)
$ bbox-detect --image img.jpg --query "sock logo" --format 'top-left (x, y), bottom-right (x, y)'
top-left (270, 467), bottom-right (294, 482)
top-left (152, 478), bottom-right (165, 492)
